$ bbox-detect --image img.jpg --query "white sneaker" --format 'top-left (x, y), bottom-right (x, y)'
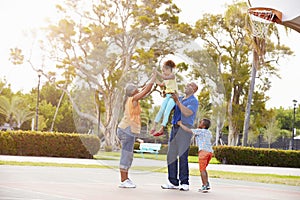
top-left (179, 184), bottom-right (189, 191)
top-left (161, 182), bottom-right (179, 189)
top-left (119, 179), bottom-right (136, 188)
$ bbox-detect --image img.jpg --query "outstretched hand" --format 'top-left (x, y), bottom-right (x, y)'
top-left (171, 93), bottom-right (179, 104)
top-left (149, 70), bottom-right (157, 83)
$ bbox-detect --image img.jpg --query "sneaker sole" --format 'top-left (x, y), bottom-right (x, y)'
top-left (119, 186), bottom-right (136, 188)
top-left (179, 188), bottom-right (189, 191)
top-left (198, 189), bottom-right (208, 193)
top-left (161, 186), bottom-right (178, 189)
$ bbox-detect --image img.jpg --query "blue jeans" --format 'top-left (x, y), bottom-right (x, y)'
top-left (167, 124), bottom-right (193, 186)
top-left (154, 94), bottom-right (175, 126)
top-left (117, 127), bottom-right (136, 170)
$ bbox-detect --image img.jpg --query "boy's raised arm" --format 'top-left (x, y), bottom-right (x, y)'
top-left (177, 121), bottom-right (193, 134)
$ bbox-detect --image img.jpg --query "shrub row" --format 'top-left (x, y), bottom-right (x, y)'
top-left (0, 131), bottom-right (100, 159)
top-left (134, 143), bottom-right (300, 168)
top-left (213, 146), bottom-right (300, 168)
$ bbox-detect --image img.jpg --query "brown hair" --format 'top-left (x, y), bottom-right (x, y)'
top-left (163, 60), bottom-right (176, 70)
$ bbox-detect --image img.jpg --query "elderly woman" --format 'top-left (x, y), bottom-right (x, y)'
top-left (117, 72), bottom-right (156, 188)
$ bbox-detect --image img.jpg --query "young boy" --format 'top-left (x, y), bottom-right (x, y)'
top-left (178, 118), bottom-right (213, 192)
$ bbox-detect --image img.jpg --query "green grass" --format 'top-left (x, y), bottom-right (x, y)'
top-left (0, 160), bottom-right (114, 169)
top-left (94, 151), bottom-right (220, 164)
top-left (188, 156), bottom-right (220, 164)
top-left (1, 152), bottom-right (299, 186)
top-left (202, 170), bottom-right (300, 186)
top-left (133, 166), bottom-right (300, 186)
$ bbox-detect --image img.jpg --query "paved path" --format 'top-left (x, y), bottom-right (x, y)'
top-left (1, 155), bottom-right (300, 176)
top-left (1, 165), bottom-right (300, 200)
top-left (1, 155), bottom-right (300, 200)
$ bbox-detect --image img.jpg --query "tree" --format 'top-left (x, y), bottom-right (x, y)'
top-left (0, 78), bottom-right (8, 94)
top-left (196, 88), bottom-right (212, 121)
top-left (263, 117), bottom-right (281, 148)
top-left (193, 2), bottom-right (292, 146)
top-left (242, 2), bottom-right (293, 146)
top-left (36, 0), bottom-right (194, 149)
top-left (14, 108), bottom-right (34, 129)
top-left (185, 48), bottom-right (226, 145)
top-left (0, 79), bottom-right (13, 126)
top-left (0, 95), bottom-right (34, 129)
top-left (0, 96), bottom-right (18, 128)
top-left (39, 82), bottom-right (75, 132)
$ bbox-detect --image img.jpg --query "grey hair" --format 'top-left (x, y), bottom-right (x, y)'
top-left (125, 84), bottom-right (137, 97)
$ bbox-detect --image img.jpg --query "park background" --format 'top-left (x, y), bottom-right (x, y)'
top-left (0, 0), bottom-right (299, 150)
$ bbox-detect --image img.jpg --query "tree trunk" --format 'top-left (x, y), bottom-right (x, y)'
top-left (228, 123), bottom-right (239, 146)
top-left (50, 91), bottom-right (65, 132)
top-left (243, 35), bottom-right (264, 146)
top-left (227, 88), bottom-right (239, 146)
top-left (102, 88), bottom-right (124, 150)
top-left (242, 48), bottom-right (258, 146)
top-left (215, 55), bottom-right (225, 146)
top-left (215, 113), bottom-right (225, 145)
top-left (215, 117), bottom-right (220, 146)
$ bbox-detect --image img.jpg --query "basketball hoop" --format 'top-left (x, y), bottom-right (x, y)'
top-left (248, 7), bottom-right (282, 38)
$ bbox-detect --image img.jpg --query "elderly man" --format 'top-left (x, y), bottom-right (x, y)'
top-left (161, 82), bottom-right (199, 191)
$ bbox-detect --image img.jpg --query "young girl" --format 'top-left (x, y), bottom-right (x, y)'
top-left (150, 60), bottom-right (178, 137)
top-left (117, 72), bottom-right (156, 188)
top-left (178, 118), bottom-right (213, 193)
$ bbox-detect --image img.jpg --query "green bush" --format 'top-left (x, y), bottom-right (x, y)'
top-left (188, 145), bottom-right (198, 156)
top-left (159, 144), bottom-right (168, 154)
top-left (0, 131), bottom-right (17, 155)
top-left (134, 142), bottom-right (140, 150)
top-left (213, 146), bottom-right (300, 168)
top-left (0, 131), bottom-right (100, 159)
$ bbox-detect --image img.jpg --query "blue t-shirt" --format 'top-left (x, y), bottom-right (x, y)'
top-left (171, 95), bottom-right (199, 126)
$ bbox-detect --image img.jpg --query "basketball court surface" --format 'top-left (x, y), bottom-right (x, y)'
top-left (1, 164), bottom-right (299, 200)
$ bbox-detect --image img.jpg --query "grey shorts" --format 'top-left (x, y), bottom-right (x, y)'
top-left (117, 127), bottom-right (136, 170)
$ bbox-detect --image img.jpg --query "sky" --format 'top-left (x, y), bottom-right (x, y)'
top-left (0, 0), bottom-right (299, 109)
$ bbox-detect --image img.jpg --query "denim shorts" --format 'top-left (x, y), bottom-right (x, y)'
top-left (117, 127), bottom-right (136, 170)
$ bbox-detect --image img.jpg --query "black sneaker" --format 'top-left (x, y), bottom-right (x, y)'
top-left (199, 185), bottom-right (208, 193)
top-left (206, 182), bottom-right (210, 190)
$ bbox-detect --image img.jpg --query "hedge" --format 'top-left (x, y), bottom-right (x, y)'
top-left (0, 131), bottom-right (100, 159)
top-left (213, 146), bottom-right (300, 168)
top-left (134, 143), bottom-right (300, 168)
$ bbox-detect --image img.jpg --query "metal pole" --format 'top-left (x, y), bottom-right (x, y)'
top-left (35, 72), bottom-right (41, 131)
top-left (292, 100), bottom-right (297, 150)
top-left (98, 103), bottom-right (100, 136)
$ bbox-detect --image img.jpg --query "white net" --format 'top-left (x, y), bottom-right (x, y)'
top-left (248, 9), bottom-right (275, 38)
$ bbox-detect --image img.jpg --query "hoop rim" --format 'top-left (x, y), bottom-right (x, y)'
top-left (248, 7), bottom-right (282, 24)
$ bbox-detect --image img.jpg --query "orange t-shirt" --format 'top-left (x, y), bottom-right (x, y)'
top-left (118, 97), bottom-right (141, 134)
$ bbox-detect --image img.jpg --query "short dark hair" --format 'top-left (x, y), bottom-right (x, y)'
top-left (201, 118), bottom-right (211, 129)
top-left (163, 60), bottom-right (176, 70)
